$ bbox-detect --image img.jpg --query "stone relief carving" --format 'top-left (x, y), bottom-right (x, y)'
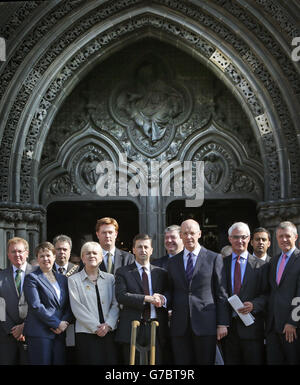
top-left (109, 57), bottom-right (192, 157)
top-left (1, 1), bottom-right (299, 204)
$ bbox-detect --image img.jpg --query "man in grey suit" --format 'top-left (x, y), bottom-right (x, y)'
top-left (266, 221), bottom-right (300, 364)
top-left (167, 219), bottom-right (229, 365)
top-left (96, 217), bottom-right (135, 275)
top-left (0, 237), bottom-right (35, 364)
top-left (222, 222), bottom-right (268, 364)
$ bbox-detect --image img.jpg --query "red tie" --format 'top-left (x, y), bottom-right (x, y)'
top-left (234, 255), bottom-right (241, 295)
top-left (142, 267), bottom-right (150, 321)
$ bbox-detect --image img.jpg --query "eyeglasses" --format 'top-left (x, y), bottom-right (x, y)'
top-left (10, 250), bottom-right (27, 255)
top-left (230, 235), bottom-right (249, 240)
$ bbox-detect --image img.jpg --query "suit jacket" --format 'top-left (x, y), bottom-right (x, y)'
top-left (0, 263), bottom-right (35, 340)
top-left (23, 267), bottom-right (73, 339)
top-left (266, 247), bottom-right (300, 333)
top-left (53, 262), bottom-right (79, 277)
top-left (223, 253), bottom-right (267, 339)
top-left (167, 247), bottom-right (229, 337)
top-left (68, 269), bottom-right (119, 333)
top-left (115, 262), bottom-right (168, 345)
top-left (152, 254), bottom-right (170, 270)
top-left (100, 248), bottom-right (135, 275)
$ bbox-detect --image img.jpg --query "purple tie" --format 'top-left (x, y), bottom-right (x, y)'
top-left (234, 256), bottom-right (241, 295)
top-left (277, 254), bottom-right (288, 284)
top-left (186, 252), bottom-right (194, 282)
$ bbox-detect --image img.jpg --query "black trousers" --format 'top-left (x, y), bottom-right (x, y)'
top-left (171, 329), bottom-right (216, 365)
top-left (266, 329), bottom-right (300, 365)
top-left (221, 318), bottom-right (264, 365)
top-left (0, 335), bottom-right (28, 365)
top-left (76, 332), bottom-right (118, 365)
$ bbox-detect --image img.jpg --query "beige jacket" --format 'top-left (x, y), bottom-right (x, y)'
top-left (68, 269), bottom-right (119, 333)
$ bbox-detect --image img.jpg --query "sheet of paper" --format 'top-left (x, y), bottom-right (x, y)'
top-left (0, 297), bottom-right (6, 321)
top-left (228, 294), bottom-right (255, 326)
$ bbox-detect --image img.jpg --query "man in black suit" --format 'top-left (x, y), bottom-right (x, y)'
top-left (221, 222), bottom-right (268, 364)
top-left (96, 217), bottom-right (135, 275)
top-left (251, 227), bottom-right (272, 262)
top-left (266, 221), bottom-right (300, 364)
top-left (53, 234), bottom-right (79, 277)
top-left (167, 219), bottom-right (228, 365)
top-left (0, 237), bottom-right (35, 364)
top-left (115, 234), bottom-right (168, 365)
top-left (152, 225), bottom-right (183, 270)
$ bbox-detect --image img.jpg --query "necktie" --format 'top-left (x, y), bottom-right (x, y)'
top-left (58, 267), bottom-right (65, 275)
top-left (107, 252), bottom-right (113, 274)
top-left (142, 267), bottom-right (150, 321)
top-left (15, 269), bottom-right (22, 295)
top-left (277, 253), bottom-right (288, 284)
top-left (234, 256), bottom-right (241, 295)
top-left (185, 252), bottom-right (194, 282)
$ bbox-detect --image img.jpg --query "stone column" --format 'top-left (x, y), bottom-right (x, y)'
top-left (0, 203), bottom-right (46, 268)
top-left (257, 199), bottom-right (300, 257)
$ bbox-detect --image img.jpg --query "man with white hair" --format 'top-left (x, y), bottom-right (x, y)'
top-left (221, 222), bottom-right (267, 365)
top-left (266, 221), bottom-right (300, 364)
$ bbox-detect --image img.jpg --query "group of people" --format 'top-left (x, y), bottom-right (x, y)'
top-left (0, 216), bottom-right (300, 365)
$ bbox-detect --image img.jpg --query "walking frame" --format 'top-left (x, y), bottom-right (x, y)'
top-left (129, 320), bottom-right (159, 365)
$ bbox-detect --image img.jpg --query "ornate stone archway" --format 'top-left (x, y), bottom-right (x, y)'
top-left (0, 0), bottom-right (299, 264)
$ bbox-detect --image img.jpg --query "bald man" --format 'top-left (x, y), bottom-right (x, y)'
top-left (167, 219), bottom-right (229, 365)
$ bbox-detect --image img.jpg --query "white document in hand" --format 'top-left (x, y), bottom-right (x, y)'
top-left (228, 294), bottom-right (255, 326)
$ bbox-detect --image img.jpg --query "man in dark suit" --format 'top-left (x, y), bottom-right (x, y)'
top-left (167, 219), bottom-right (228, 365)
top-left (266, 221), bottom-right (300, 364)
top-left (0, 237), bottom-right (35, 364)
top-left (251, 227), bottom-right (272, 262)
top-left (53, 234), bottom-right (79, 277)
top-left (152, 225), bottom-right (183, 270)
top-left (115, 234), bottom-right (168, 365)
top-left (96, 217), bottom-right (135, 274)
top-left (221, 222), bottom-right (268, 364)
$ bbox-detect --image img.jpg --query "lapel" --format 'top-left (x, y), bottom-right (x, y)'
top-left (37, 268), bottom-right (60, 306)
top-left (193, 246), bottom-right (206, 278)
top-left (150, 265), bottom-right (158, 292)
top-left (114, 248), bottom-right (123, 272)
top-left (129, 262), bottom-right (144, 293)
top-left (7, 266), bottom-right (19, 297)
top-left (224, 255), bottom-right (233, 296)
top-left (278, 248), bottom-right (300, 285)
top-left (239, 253), bottom-right (253, 295)
top-left (175, 251), bottom-right (187, 286)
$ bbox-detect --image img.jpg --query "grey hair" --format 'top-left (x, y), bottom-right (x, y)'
top-left (53, 234), bottom-right (72, 249)
top-left (276, 221), bottom-right (298, 236)
top-left (164, 225), bottom-right (181, 234)
top-left (228, 222), bottom-right (250, 236)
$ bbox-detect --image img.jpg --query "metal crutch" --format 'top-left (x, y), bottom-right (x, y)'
top-left (129, 320), bottom-right (140, 365)
top-left (149, 320), bottom-right (159, 365)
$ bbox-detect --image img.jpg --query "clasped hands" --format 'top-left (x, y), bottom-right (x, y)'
top-left (95, 322), bottom-right (111, 337)
top-left (50, 320), bottom-right (69, 335)
top-left (144, 293), bottom-right (165, 308)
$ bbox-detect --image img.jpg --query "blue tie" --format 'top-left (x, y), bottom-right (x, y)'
top-left (186, 253), bottom-right (194, 282)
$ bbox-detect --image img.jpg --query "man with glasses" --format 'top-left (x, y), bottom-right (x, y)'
top-left (221, 222), bottom-right (268, 364)
top-left (0, 237), bottom-right (35, 364)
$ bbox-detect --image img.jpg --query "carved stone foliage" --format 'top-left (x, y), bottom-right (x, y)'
top-left (1, 0), bottom-right (299, 206)
top-left (0, 203), bottom-right (46, 224)
top-left (258, 199), bottom-right (300, 228)
top-left (192, 141), bottom-right (262, 198)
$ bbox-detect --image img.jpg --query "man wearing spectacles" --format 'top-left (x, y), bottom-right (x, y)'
top-left (0, 237), bottom-right (35, 364)
top-left (221, 222), bottom-right (268, 364)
